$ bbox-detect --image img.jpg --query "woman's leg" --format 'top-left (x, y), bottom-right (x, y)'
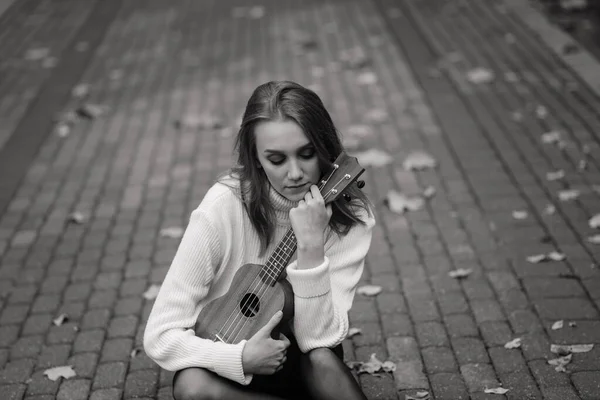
top-left (172, 367), bottom-right (286, 400)
top-left (299, 348), bottom-right (368, 400)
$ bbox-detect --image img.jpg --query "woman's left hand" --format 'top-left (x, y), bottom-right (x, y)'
top-left (289, 185), bottom-right (332, 250)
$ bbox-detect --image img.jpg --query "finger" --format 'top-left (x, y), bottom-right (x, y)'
top-left (304, 190), bottom-right (313, 202)
top-left (259, 311), bottom-right (283, 335)
top-left (279, 333), bottom-right (291, 348)
top-left (310, 184), bottom-right (322, 200)
top-left (326, 204), bottom-right (333, 218)
top-left (281, 355), bottom-right (287, 365)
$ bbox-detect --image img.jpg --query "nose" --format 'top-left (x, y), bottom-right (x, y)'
top-left (287, 159), bottom-right (303, 181)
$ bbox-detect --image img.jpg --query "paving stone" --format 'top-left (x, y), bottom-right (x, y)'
top-left (130, 350), bottom-right (156, 371)
top-left (421, 346), bottom-right (457, 374)
top-left (509, 309), bottom-right (544, 334)
top-left (429, 372), bottom-right (469, 400)
top-left (522, 277), bottom-right (586, 298)
top-left (534, 298), bottom-right (598, 320)
top-left (21, 314), bottom-right (53, 336)
top-left (36, 344), bottom-right (71, 369)
top-left (30, 295), bottom-right (61, 314)
top-left (489, 347), bottom-right (527, 376)
top-left (452, 337), bottom-right (490, 365)
top-left (0, 359), bottom-right (35, 384)
top-left (437, 291), bottom-right (469, 315)
top-left (415, 321), bottom-right (449, 347)
top-left (8, 286), bottom-right (37, 304)
top-left (461, 279), bottom-right (495, 300)
top-left (89, 388), bottom-right (122, 400)
top-left (540, 386), bottom-right (585, 400)
top-left (471, 299), bottom-right (506, 324)
top-left (387, 337), bottom-right (429, 390)
top-left (67, 353), bottom-right (98, 379)
top-left (406, 295), bottom-right (441, 322)
top-left (499, 369), bottom-right (542, 399)
top-left (88, 290), bottom-right (118, 309)
top-left (375, 292), bottom-right (407, 314)
top-left (81, 309), bottom-right (111, 330)
top-left (0, 305), bottom-right (29, 324)
top-left (93, 273), bottom-right (122, 290)
top-left (521, 333), bottom-right (554, 361)
top-left (46, 323), bottom-right (78, 345)
top-left (381, 313), bottom-right (414, 337)
top-left (0, 383), bottom-right (26, 400)
top-left (479, 321), bottom-right (514, 347)
top-left (0, 325), bottom-right (20, 347)
top-left (92, 362), bottom-right (126, 389)
top-left (460, 363), bottom-right (499, 393)
top-left (100, 338), bottom-right (133, 362)
top-left (444, 314), bottom-right (478, 338)
top-left (349, 321), bottom-right (383, 347)
top-left (56, 379), bottom-right (90, 400)
top-left (349, 299), bottom-right (378, 323)
top-left (107, 315), bottom-right (138, 338)
top-left (114, 297), bottom-right (143, 316)
top-left (528, 359), bottom-right (571, 387)
top-left (572, 371), bottom-right (600, 400)
top-left (124, 369), bottom-right (158, 398)
top-left (25, 370), bottom-right (60, 396)
top-left (10, 335), bottom-right (44, 359)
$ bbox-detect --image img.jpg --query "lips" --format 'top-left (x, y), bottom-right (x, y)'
top-left (287, 183), bottom-right (308, 189)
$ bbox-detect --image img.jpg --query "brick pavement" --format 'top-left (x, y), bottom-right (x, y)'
top-left (0, 0), bottom-right (599, 399)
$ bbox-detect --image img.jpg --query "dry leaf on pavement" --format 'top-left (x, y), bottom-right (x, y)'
top-left (541, 131), bottom-right (561, 144)
top-left (544, 204), bottom-right (556, 215)
top-left (352, 149), bottom-right (394, 168)
top-left (357, 285), bottom-right (382, 297)
top-left (43, 365), bottom-right (76, 381)
top-left (384, 191), bottom-right (425, 214)
top-left (347, 353), bottom-right (396, 375)
top-left (504, 338), bottom-right (522, 349)
top-left (548, 251), bottom-right (566, 261)
top-left (340, 47), bottom-right (370, 70)
top-left (25, 47), bottom-right (50, 61)
top-left (546, 170), bottom-right (565, 181)
top-left (558, 189), bottom-right (580, 201)
top-left (551, 344), bottom-right (594, 354)
top-left (160, 227), bottom-right (184, 239)
top-left (466, 67), bottom-right (495, 84)
top-left (449, 268), bottom-right (473, 279)
top-left (402, 151), bottom-right (437, 171)
top-left (526, 252), bottom-right (565, 263)
top-left (484, 387), bottom-right (509, 395)
top-left (77, 103), bottom-right (108, 119)
top-left (587, 235), bottom-right (600, 244)
top-left (589, 214), bottom-right (600, 229)
top-left (512, 210), bottom-right (528, 220)
top-left (143, 284), bottom-right (161, 300)
top-left (551, 320), bottom-right (564, 330)
top-left (55, 123), bottom-right (71, 138)
top-left (422, 186), bottom-right (436, 199)
top-left (405, 391), bottom-right (430, 400)
top-left (365, 108), bottom-right (388, 124)
top-left (175, 114), bottom-right (223, 130)
top-left (67, 212), bottom-right (85, 224)
top-left (356, 71), bottom-right (378, 85)
top-left (536, 105), bottom-right (548, 119)
top-left (548, 353), bottom-right (572, 373)
top-left (52, 313), bottom-right (69, 326)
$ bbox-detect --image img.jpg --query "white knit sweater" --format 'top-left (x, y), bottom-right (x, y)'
top-left (143, 177), bottom-right (375, 385)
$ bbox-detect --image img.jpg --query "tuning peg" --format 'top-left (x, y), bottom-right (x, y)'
top-left (356, 180), bottom-right (365, 189)
top-left (343, 193), bottom-right (352, 202)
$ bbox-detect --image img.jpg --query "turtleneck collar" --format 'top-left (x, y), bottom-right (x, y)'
top-left (268, 184), bottom-right (296, 225)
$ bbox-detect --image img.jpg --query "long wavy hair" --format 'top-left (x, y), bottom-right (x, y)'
top-left (224, 81), bottom-right (372, 254)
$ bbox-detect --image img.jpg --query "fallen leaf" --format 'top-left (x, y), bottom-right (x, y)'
top-left (422, 186), bottom-right (436, 199)
top-left (504, 338), bottom-right (522, 349)
top-left (569, 321), bottom-right (577, 327)
top-left (449, 268), bottom-right (472, 279)
top-left (402, 151), bottom-right (437, 171)
top-left (541, 131), bottom-right (561, 144)
top-left (548, 353), bottom-right (572, 372)
top-left (43, 365), bottom-right (76, 381)
top-left (384, 191), bottom-right (425, 214)
top-left (52, 313), bottom-right (69, 326)
top-left (546, 170), bottom-right (565, 181)
top-left (544, 204), bottom-right (556, 215)
top-left (357, 285), bottom-right (382, 297)
top-left (71, 84), bottom-right (90, 98)
top-left (55, 123), bottom-right (71, 138)
top-left (587, 235), bottom-right (600, 244)
top-left (25, 47), bottom-right (50, 61)
top-left (466, 67), bottom-right (495, 84)
top-left (551, 320), bottom-right (564, 330)
top-left (347, 327), bottom-right (362, 338)
top-left (340, 47), bottom-right (370, 69)
top-left (512, 210), bottom-right (528, 220)
top-left (143, 284), bottom-right (161, 300)
top-left (365, 108), bottom-right (388, 124)
top-left (348, 353), bottom-right (396, 375)
top-left (484, 387), bottom-right (509, 395)
top-left (131, 347), bottom-right (142, 358)
top-left (589, 214), bottom-right (600, 229)
top-left (352, 149), bottom-right (394, 168)
top-left (527, 254), bottom-right (547, 264)
top-left (405, 391), bottom-right (430, 400)
top-left (77, 103), bottom-right (108, 119)
top-left (558, 189), bottom-right (580, 201)
top-left (547, 251), bottom-right (566, 261)
top-left (551, 344), bottom-right (594, 354)
top-left (175, 114), bottom-right (223, 130)
top-left (536, 105), bottom-right (548, 119)
top-left (356, 71), bottom-right (378, 85)
top-left (67, 212), bottom-right (85, 224)
top-left (160, 227), bottom-right (184, 238)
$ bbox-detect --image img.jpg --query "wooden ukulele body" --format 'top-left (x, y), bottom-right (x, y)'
top-left (195, 263), bottom-right (295, 343)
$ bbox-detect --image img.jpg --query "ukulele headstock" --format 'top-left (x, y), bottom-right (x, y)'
top-left (319, 153), bottom-right (365, 204)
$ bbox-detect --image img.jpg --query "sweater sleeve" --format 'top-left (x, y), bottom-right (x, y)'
top-left (143, 206), bottom-right (252, 385)
top-left (285, 207), bottom-right (375, 352)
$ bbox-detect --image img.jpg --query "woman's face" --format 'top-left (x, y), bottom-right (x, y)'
top-left (254, 119), bottom-right (321, 202)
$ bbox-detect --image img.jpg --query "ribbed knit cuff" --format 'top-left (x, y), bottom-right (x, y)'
top-left (211, 340), bottom-right (253, 385)
top-left (286, 257), bottom-right (331, 298)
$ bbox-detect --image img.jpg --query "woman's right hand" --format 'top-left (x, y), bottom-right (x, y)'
top-left (242, 311), bottom-right (291, 375)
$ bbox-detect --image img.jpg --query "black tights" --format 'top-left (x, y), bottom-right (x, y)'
top-left (172, 347), bottom-right (368, 400)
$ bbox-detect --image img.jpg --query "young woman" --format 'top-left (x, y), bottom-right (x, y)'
top-left (144, 81), bottom-right (375, 400)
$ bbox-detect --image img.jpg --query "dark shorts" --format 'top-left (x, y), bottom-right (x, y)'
top-left (247, 336), bottom-right (344, 399)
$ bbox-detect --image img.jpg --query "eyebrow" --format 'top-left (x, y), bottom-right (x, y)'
top-left (263, 143), bottom-right (313, 154)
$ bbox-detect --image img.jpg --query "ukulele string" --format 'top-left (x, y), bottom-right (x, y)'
top-left (222, 174), bottom-right (352, 343)
top-left (219, 171), bottom-right (351, 343)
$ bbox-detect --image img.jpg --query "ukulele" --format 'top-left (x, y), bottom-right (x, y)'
top-left (194, 152), bottom-right (365, 343)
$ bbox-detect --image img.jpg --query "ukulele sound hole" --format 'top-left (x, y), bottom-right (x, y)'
top-left (240, 293), bottom-right (260, 318)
